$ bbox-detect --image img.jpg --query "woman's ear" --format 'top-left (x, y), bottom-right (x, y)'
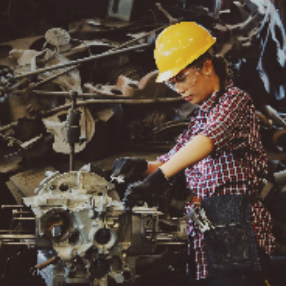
top-left (203, 59), bottom-right (213, 76)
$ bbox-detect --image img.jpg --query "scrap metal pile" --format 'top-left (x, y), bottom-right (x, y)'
top-left (0, 1), bottom-right (286, 286)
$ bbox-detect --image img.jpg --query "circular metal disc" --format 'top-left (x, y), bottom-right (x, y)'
top-left (45, 28), bottom-right (71, 46)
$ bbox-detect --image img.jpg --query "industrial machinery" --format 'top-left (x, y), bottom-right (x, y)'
top-left (0, 1), bottom-right (286, 286)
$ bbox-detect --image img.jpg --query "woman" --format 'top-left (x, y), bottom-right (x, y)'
top-left (111, 22), bottom-right (275, 285)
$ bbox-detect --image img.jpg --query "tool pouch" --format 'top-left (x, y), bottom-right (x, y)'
top-left (201, 195), bottom-right (261, 277)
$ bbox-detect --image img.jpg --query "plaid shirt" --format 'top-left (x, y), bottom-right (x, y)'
top-left (158, 82), bottom-right (275, 280)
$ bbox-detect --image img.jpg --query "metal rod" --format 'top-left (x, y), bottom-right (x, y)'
top-left (1, 78), bottom-right (31, 92)
top-left (0, 121), bottom-right (18, 132)
top-left (266, 152), bottom-right (286, 161)
top-left (274, 170), bottom-right (286, 186)
top-left (40, 97), bottom-right (183, 117)
top-left (2, 242), bottom-right (36, 245)
top-left (14, 43), bottom-right (149, 79)
top-left (13, 217), bottom-right (36, 220)
top-left (36, 256), bottom-right (58, 270)
top-left (68, 90), bottom-right (78, 171)
top-left (108, 24), bottom-right (169, 52)
top-left (70, 144), bottom-right (75, 171)
top-left (0, 234), bottom-right (35, 239)
top-left (0, 230), bottom-right (30, 233)
top-left (156, 242), bottom-right (186, 245)
top-left (4, 89), bottom-right (183, 102)
top-left (2, 205), bottom-right (24, 208)
top-left (28, 65), bottom-right (79, 90)
top-left (12, 210), bottom-right (32, 214)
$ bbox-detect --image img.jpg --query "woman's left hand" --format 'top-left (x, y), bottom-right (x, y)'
top-left (123, 168), bottom-right (170, 209)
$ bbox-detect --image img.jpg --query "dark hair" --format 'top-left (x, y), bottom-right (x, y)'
top-left (189, 51), bottom-right (229, 92)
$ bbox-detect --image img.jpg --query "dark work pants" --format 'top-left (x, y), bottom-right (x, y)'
top-left (195, 272), bottom-right (266, 286)
top-left (188, 248), bottom-right (270, 286)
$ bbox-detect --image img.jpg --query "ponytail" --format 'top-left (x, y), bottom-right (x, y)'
top-left (189, 51), bottom-right (229, 93)
top-left (211, 54), bottom-right (229, 92)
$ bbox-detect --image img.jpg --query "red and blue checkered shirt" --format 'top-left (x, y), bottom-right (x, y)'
top-left (158, 82), bottom-right (275, 280)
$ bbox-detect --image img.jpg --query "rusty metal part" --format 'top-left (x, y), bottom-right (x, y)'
top-left (42, 106), bottom-right (95, 154)
top-left (256, 111), bottom-right (273, 128)
top-left (40, 208), bottom-right (73, 243)
top-left (261, 105), bottom-right (286, 129)
top-left (84, 70), bottom-right (168, 98)
top-left (274, 170), bottom-right (286, 186)
top-left (8, 166), bottom-right (56, 198)
top-left (36, 255), bottom-right (59, 270)
top-left (266, 152), bottom-right (286, 161)
top-left (155, 3), bottom-right (178, 24)
top-left (273, 129), bottom-right (286, 148)
top-left (0, 121), bottom-right (18, 133)
top-left (14, 43), bottom-right (149, 79)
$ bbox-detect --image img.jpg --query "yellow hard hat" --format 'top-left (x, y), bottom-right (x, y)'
top-left (154, 22), bottom-right (216, 83)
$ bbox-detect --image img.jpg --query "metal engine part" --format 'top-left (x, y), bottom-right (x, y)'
top-left (22, 170), bottom-right (187, 286)
top-left (42, 107), bottom-right (95, 154)
top-left (45, 28), bottom-right (71, 47)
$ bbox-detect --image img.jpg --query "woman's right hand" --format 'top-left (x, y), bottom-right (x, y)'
top-left (111, 157), bottom-right (148, 181)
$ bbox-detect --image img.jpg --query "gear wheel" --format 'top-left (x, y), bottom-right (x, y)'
top-left (45, 28), bottom-right (71, 47)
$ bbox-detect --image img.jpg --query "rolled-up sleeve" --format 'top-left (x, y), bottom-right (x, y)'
top-left (157, 128), bottom-right (190, 163)
top-left (157, 142), bottom-right (181, 163)
top-left (200, 91), bottom-right (251, 152)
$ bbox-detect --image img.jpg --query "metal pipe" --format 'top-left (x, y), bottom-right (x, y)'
top-left (0, 234), bottom-right (35, 239)
top-left (4, 78), bottom-right (31, 92)
top-left (28, 65), bottom-right (79, 90)
top-left (70, 144), bottom-right (75, 171)
top-left (4, 89), bottom-right (184, 102)
top-left (266, 152), bottom-right (286, 161)
top-left (14, 43), bottom-right (149, 79)
top-left (68, 91), bottom-right (79, 171)
top-left (0, 121), bottom-right (18, 132)
top-left (13, 217), bottom-right (36, 220)
top-left (40, 97), bottom-right (183, 117)
top-left (156, 242), bottom-right (186, 245)
top-left (1, 205), bottom-right (24, 208)
top-left (0, 230), bottom-right (29, 233)
top-left (108, 24), bottom-right (169, 52)
top-left (156, 3), bottom-right (178, 24)
top-left (2, 242), bottom-right (36, 245)
top-left (12, 210), bottom-right (32, 214)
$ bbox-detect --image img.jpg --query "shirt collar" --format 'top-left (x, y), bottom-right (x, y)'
top-left (199, 80), bottom-right (234, 113)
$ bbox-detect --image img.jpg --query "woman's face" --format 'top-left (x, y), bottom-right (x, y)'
top-left (165, 60), bottom-right (220, 105)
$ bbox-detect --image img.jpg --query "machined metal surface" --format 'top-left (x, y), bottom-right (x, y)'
top-left (20, 170), bottom-right (187, 286)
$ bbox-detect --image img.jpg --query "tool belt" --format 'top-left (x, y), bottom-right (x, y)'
top-left (199, 195), bottom-right (261, 277)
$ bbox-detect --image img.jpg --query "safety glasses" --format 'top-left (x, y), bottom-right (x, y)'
top-left (164, 67), bottom-right (199, 90)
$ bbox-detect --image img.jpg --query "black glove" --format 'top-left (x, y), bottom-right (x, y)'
top-left (123, 168), bottom-right (170, 209)
top-left (111, 157), bottom-right (148, 179)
